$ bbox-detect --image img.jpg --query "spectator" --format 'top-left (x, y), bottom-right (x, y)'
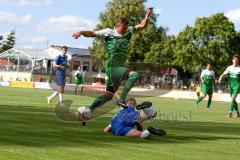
top-left (38, 75), bottom-right (43, 82)
top-left (154, 77), bottom-right (159, 88)
top-left (196, 83), bottom-right (201, 98)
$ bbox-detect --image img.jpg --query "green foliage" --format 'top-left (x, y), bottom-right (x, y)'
top-left (173, 13), bottom-right (239, 75)
top-left (144, 32), bottom-right (176, 66)
top-left (96, 0), bottom-right (146, 29)
top-left (0, 31), bottom-right (16, 53)
top-left (0, 35), bottom-right (3, 42)
top-left (89, 39), bottom-right (107, 69)
top-left (129, 24), bottom-right (168, 62)
top-left (0, 35), bottom-right (3, 53)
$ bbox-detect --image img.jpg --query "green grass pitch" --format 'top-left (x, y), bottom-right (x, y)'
top-left (0, 87), bottom-right (239, 160)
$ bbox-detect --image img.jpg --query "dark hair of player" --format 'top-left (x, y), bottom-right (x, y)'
top-left (232, 54), bottom-right (239, 60)
top-left (61, 46), bottom-right (68, 50)
top-left (207, 63), bottom-right (212, 65)
top-left (126, 97), bottom-right (136, 105)
top-left (118, 17), bottom-right (129, 25)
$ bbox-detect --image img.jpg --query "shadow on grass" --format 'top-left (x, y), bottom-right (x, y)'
top-left (0, 104), bottom-right (240, 148)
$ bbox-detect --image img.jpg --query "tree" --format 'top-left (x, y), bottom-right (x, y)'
top-left (0, 35), bottom-right (3, 53)
top-left (232, 31), bottom-right (240, 54)
top-left (128, 23), bottom-right (167, 62)
top-left (173, 13), bottom-right (238, 75)
top-left (144, 32), bottom-right (176, 67)
top-left (2, 31), bottom-right (16, 51)
top-left (0, 35), bottom-right (3, 43)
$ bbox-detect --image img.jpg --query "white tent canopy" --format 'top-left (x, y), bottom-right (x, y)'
top-left (0, 46), bottom-right (92, 73)
top-left (0, 48), bottom-right (50, 61)
top-left (0, 48), bottom-right (51, 72)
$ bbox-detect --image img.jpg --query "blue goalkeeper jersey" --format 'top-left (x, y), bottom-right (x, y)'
top-left (111, 107), bottom-right (139, 136)
top-left (55, 54), bottom-right (68, 65)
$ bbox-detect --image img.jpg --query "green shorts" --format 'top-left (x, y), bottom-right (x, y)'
top-left (230, 85), bottom-right (240, 97)
top-left (76, 80), bottom-right (83, 85)
top-left (202, 84), bottom-right (213, 95)
top-left (106, 66), bottom-right (130, 92)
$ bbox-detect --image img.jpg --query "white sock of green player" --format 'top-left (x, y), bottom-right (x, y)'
top-left (141, 130), bottom-right (150, 139)
top-left (49, 91), bottom-right (58, 99)
top-left (59, 93), bottom-right (63, 102)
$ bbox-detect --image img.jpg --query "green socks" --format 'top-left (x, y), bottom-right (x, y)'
top-left (207, 98), bottom-right (212, 108)
top-left (230, 100), bottom-right (238, 112)
top-left (196, 97), bottom-right (212, 108)
top-left (89, 93), bottom-right (113, 111)
top-left (196, 97), bottom-right (204, 104)
top-left (120, 72), bottom-right (139, 101)
top-left (89, 72), bottom-right (139, 111)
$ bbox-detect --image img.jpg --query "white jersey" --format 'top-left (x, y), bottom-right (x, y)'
top-left (223, 65), bottom-right (240, 78)
top-left (94, 26), bottom-right (135, 38)
top-left (74, 70), bottom-right (86, 79)
top-left (201, 69), bottom-right (215, 78)
top-left (201, 69), bottom-right (215, 86)
top-left (223, 65), bottom-right (240, 86)
top-left (74, 70), bottom-right (83, 76)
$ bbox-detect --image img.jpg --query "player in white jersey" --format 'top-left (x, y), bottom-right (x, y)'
top-left (195, 63), bottom-right (215, 109)
top-left (219, 55), bottom-right (240, 118)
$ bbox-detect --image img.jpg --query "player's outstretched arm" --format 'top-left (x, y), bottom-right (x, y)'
top-left (200, 76), bottom-right (204, 84)
top-left (218, 74), bottom-right (225, 83)
top-left (218, 68), bottom-right (228, 83)
top-left (135, 7), bottom-right (153, 30)
top-left (74, 71), bottom-right (78, 80)
top-left (72, 31), bottom-right (96, 39)
top-left (199, 71), bottom-right (204, 84)
top-left (213, 72), bottom-right (217, 84)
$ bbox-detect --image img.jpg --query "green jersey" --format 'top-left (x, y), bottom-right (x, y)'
top-left (95, 27), bottom-right (136, 68)
top-left (74, 70), bottom-right (84, 85)
top-left (201, 69), bottom-right (215, 87)
top-left (223, 65), bottom-right (240, 88)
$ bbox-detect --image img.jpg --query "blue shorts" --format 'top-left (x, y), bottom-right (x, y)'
top-left (55, 69), bottom-right (66, 85)
top-left (111, 125), bottom-right (133, 136)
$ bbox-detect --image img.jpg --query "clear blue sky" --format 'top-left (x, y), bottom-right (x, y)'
top-left (1, 0), bottom-right (240, 49)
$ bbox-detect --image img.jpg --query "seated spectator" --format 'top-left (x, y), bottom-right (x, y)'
top-left (38, 76), bottom-right (43, 82)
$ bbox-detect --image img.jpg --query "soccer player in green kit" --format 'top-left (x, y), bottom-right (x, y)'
top-left (74, 65), bottom-right (84, 95)
top-left (195, 63), bottom-right (215, 109)
top-left (219, 55), bottom-right (240, 118)
top-left (72, 7), bottom-right (153, 120)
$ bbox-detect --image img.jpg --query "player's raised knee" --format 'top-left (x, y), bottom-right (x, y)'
top-left (129, 71), bottom-right (139, 79)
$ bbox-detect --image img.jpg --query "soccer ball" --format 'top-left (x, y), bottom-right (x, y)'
top-left (75, 106), bottom-right (92, 121)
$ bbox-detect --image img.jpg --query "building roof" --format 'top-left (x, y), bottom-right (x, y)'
top-left (0, 48), bottom-right (46, 61)
top-left (51, 45), bottom-right (90, 56)
top-left (0, 46), bottom-right (91, 61)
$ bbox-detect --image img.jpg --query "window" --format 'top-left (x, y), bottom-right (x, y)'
top-left (83, 62), bottom-right (89, 72)
top-left (73, 61), bottom-right (80, 70)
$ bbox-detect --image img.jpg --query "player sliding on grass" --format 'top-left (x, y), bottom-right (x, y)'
top-left (218, 54), bottom-right (240, 118)
top-left (104, 97), bottom-right (166, 139)
top-left (195, 63), bottom-right (215, 109)
top-left (72, 7), bottom-right (154, 120)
